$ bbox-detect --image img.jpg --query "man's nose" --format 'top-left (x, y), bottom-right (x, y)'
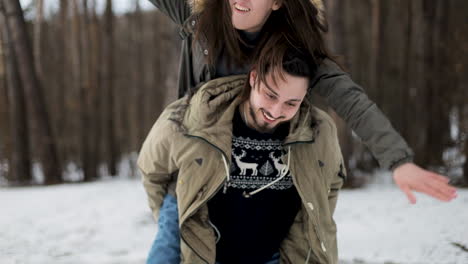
top-left (269, 103), bottom-right (282, 119)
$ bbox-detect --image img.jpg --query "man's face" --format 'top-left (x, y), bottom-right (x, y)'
top-left (245, 69), bottom-right (308, 133)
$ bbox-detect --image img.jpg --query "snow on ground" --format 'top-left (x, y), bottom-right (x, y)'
top-left (1, 176), bottom-right (467, 264)
top-left (0, 178), bottom-right (155, 264)
top-left (335, 185), bottom-right (468, 264)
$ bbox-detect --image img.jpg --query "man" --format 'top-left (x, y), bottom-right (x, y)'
top-left (138, 47), bottom-right (345, 263)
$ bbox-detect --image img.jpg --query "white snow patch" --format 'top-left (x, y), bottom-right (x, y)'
top-left (63, 162), bottom-right (84, 182)
top-left (0, 178), bottom-right (155, 264)
top-left (31, 154), bottom-right (138, 184)
top-left (449, 107), bottom-right (460, 142)
top-left (32, 162), bottom-right (45, 184)
top-left (0, 160), bottom-right (8, 185)
top-left (99, 153), bottom-right (140, 181)
top-left (1, 175), bottom-right (467, 263)
top-left (336, 184), bottom-right (468, 264)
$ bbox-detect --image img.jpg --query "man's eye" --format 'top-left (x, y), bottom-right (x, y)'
top-left (286, 103), bottom-right (297, 107)
top-left (266, 93), bottom-right (275, 99)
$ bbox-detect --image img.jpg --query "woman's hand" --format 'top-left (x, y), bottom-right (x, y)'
top-left (392, 163), bottom-right (458, 204)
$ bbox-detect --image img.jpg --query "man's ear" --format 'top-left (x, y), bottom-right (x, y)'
top-left (249, 69), bottom-right (257, 89)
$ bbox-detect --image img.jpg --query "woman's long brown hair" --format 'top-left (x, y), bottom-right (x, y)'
top-left (194, 0), bottom-right (333, 71)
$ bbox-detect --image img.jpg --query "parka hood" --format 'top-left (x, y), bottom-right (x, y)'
top-left (188, 0), bottom-right (325, 25)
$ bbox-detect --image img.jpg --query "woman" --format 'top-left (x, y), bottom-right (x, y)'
top-left (144, 0), bottom-right (457, 263)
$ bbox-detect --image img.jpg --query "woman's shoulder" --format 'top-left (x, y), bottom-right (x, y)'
top-left (316, 58), bottom-right (348, 77)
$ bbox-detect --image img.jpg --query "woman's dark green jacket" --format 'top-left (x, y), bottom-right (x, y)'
top-left (148, 0), bottom-right (413, 171)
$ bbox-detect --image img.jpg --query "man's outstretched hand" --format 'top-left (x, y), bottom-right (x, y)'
top-left (393, 163), bottom-right (458, 204)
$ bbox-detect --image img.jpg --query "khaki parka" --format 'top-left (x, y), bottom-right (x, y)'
top-left (138, 75), bottom-right (346, 264)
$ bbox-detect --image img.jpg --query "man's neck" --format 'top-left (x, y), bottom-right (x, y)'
top-left (239, 101), bottom-right (251, 129)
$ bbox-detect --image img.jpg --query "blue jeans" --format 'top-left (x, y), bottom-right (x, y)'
top-left (146, 194), bottom-right (280, 264)
top-left (147, 194), bottom-right (180, 264)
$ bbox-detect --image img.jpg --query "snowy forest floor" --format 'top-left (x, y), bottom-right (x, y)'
top-left (1, 174), bottom-right (467, 264)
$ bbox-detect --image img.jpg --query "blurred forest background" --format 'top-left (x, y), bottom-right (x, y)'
top-left (0, 0), bottom-right (467, 187)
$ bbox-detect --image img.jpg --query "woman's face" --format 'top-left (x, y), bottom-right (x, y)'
top-left (228, 0), bottom-right (281, 33)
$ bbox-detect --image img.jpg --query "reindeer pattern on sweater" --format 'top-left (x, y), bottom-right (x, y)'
top-left (228, 110), bottom-right (293, 191)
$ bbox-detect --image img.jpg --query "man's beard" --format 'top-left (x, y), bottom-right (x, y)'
top-left (248, 104), bottom-right (284, 134)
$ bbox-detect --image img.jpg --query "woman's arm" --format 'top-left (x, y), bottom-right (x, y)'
top-left (147, 0), bottom-right (191, 26)
top-left (312, 59), bottom-right (457, 203)
top-left (311, 59), bottom-right (412, 170)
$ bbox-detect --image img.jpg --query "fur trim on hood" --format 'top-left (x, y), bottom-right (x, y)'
top-left (188, 0), bottom-right (325, 25)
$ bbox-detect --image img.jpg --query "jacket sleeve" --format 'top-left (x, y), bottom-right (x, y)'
top-left (147, 0), bottom-right (191, 26)
top-left (137, 118), bottom-right (180, 221)
top-left (310, 59), bottom-right (414, 171)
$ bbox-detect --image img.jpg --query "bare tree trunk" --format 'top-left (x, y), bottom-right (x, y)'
top-left (103, 0), bottom-right (118, 176)
top-left (56, 0), bottom-right (68, 158)
top-left (404, 0), bottom-right (425, 166)
top-left (453, 1), bottom-right (468, 184)
top-left (461, 103), bottom-right (468, 185)
top-left (0, 1), bottom-right (31, 184)
top-left (134, 0), bottom-right (146, 149)
top-left (2, 0), bottom-right (61, 184)
top-left (71, 0), bottom-right (85, 179)
top-left (324, 0), bottom-right (355, 186)
top-left (0, 11), bottom-right (9, 180)
top-left (324, 0), bottom-right (346, 60)
top-left (376, 0), bottom-right (408, 131)
top-left (88, 0), bottom-right (101, 179)
top-left (80, 0), bottom-right (98, 181)
top-left (33, 0), bottom-right (43, 80)
top-left (419, 0), bottom-right (451, 168)
top-left (368, 0), bottom-right (380, 101)
top-left (150, 15), bottom-right (170, 127)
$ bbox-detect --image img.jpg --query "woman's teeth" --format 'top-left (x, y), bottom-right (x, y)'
top-left (234, 3), bottom-right (250, 12)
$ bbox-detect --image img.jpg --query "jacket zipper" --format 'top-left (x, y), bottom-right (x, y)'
top-left (180, 136), bottom-right (328, 263)
top-left (284, 140), bottom-right (331, 264)
top-left (289, 168), bottom-right (329, 264)
top-left (179, 134), bottom-right (230, 264)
